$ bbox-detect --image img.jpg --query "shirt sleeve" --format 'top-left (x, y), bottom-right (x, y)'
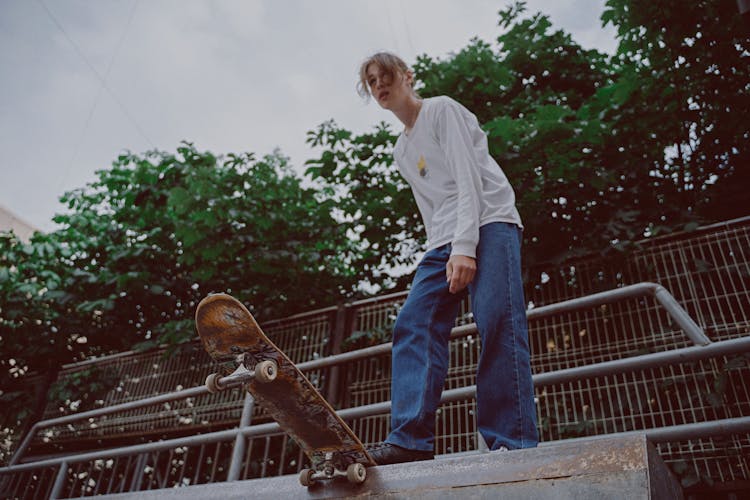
top-left (436, 98), bottom-right (484, 259)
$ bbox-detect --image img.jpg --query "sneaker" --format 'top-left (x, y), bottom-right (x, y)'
top-left (366, 442), bottom-right (434, 465)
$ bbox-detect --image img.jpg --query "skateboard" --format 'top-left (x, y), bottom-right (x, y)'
top-left (195, 293), bottom-right (375, 487)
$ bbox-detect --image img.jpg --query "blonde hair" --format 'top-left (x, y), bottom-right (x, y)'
top-left (357, 52), bottom-right (416, 100)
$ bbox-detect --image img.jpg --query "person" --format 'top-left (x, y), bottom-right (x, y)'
top-left (357, 52), bottom-right (538, 465)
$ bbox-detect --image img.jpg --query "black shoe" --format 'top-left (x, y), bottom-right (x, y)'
top-left (366, 442), bottom-right (434, 465)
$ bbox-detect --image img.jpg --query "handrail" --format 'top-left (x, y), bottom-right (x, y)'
top-left (6, 282), bottom-right (709, 467)
top-left (4, 335), bottom-right (748, 475)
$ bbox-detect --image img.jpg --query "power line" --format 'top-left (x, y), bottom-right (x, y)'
top-left (384, 0), bottom-right (401, 54)
top-left (398, 0), bottom-right (416, 56)
top-left (55, 0), bottom-right (142, 196)
top-left (36, 0), bottom-right (155, 150)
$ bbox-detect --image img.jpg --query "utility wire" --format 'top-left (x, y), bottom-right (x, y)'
top-left (36, 0), bottom-right (155, 149)
top-left (384, 0), bottom-right (401, 54)
top-left (398, 0), bottom-right (416, 57)
top-left (55, 0), bottom-right (142, 196)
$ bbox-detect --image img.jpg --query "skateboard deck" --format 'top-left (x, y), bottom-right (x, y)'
top-left (195, 293), bottom-right (374, 486)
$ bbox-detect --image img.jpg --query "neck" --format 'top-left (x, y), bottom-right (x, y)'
top-left (393, 95), bottom-right (422, 133)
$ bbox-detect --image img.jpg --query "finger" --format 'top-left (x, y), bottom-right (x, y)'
top-left (446, 261), bottom-right (453, 283)
top-left (449, 274), bottom-right (459, 293)
top-left (449, 267), bottom-right (465, 294)
top-left (454, 266), bottom-right (475, 294)
top-left (466, 267), bottom-right (476, 286)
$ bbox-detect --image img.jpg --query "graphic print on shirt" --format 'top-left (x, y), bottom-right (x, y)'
top-left (417, 154), bottom-right (427, 178)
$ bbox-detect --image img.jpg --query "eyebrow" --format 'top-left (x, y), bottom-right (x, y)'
top-left (367, 69), bottom-right (385, 81)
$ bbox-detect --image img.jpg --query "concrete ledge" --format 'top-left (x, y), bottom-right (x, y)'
top-left (96, 434), bottom-right (682, 499)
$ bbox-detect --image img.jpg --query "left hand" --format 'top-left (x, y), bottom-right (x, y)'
top-left (446, 255), bottom-right (476, 294)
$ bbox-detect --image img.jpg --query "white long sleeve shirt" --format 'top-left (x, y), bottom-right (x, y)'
top-left (393, 95), bottom-right (523, 259)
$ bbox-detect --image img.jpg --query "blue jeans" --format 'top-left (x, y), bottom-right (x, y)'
top-left (386, 222), bottom-right (538, 451)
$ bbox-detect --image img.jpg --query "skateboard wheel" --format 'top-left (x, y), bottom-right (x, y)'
top-left (299, 468), bottom-right (315, 487)
top-left (205, 373), bottom-right (222, 393)
top-left (255, 360), bottom-right (278, 383)
top-left (346, 462), bottom-right (366, 484)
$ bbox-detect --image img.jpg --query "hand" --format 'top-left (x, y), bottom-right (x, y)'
top-left (446, 255), bottom-right (476, 294)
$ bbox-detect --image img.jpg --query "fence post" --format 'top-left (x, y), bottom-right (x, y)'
top-left (49, 461), bottom-right (68, 500)
top-left (129, 453), bottom-right (147, 492)
top-left (326, 303), bottom-right (352, 407)
top-left (653, 284), bottom-right (712, 345)
top-left (227, 393), bottom-right (254, 481)
top-left (10, 370), bottom-right (58, 467)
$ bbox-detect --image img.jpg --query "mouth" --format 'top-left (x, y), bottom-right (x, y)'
top-left (378, 90), bottom-right (390, 101)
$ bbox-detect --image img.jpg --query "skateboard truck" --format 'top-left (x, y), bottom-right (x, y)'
top-left (298, 452), bottom-right (367, 487)
top-left (205, 359), bottom-right (278, 394)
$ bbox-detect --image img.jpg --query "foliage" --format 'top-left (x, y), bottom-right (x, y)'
top-left (0, 231), bottom-right (73, 381)
top-left (341, 325), bottom-right (394, 352)
top-left (601, 0), bottom-right (750, 227)
top-left (308, 0), bottom-right (749, 269)
top-left (305, 122), bottom-right (422, 292)
top-left (1, 143), bottom-right (358, 392)
top-left (414, 14), bottom-right (620, 267)
top-left (54, 143), bottom-right (356, 351)
top-left (0, 145), bottom-right (363, 461)
top-left (414, 0), bottom-right (748, 266)
top-left (47, 366), bottom-right (119, 414)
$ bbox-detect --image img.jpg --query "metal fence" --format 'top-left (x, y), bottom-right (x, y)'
top-left (521, 216), bottom-right (750, 488)
top-left (2, 310), bottom-right (749, 498)
top-left (2, 216), bottom-right (749, 497)
top-left (26, 308), bottom-right (340, 447)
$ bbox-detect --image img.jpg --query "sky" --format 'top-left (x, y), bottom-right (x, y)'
top-left (0, 0), bottom-right (618, 232)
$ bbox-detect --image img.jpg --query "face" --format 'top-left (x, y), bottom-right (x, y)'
top-left (366, 63), bottom-right (413, 110)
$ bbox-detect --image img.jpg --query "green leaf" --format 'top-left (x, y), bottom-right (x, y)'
top-left (168, 187), bottom-right (192, 215)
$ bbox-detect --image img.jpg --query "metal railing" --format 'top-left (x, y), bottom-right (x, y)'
top-left (2, 282), bottom-right (749, 498)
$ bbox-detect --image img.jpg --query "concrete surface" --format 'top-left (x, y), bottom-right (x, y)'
top-left (93, 434), bottom-right (683, 499)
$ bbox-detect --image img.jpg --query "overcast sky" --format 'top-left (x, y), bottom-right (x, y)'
top-left (0, 0), bottom-right (618, 232)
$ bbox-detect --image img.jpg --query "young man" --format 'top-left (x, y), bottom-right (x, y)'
top-left (357, 52), bottom-right (538, 465)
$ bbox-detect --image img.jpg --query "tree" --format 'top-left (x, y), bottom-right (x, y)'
top-left (414, 7), bottom-right (620, 266)
top-left (1, 143), bottom-right (359, 392)
top-left (0, 230), bottom-right (75, 462)
top-left (601, 0), bottom-right (750, 225)
top-left (305, 121), bottom-right (422, 292)
top-left (309, 0), bottom-right (749, 271)
top-left (1, 143), bottom-right (366, 462)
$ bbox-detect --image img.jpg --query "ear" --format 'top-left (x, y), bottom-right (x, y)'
top-left (405, 70), bottom-right (415, 87)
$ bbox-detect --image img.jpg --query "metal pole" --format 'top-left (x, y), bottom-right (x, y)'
top-left (653, 285), bottom-right (711, 345)
top-left (325, 304), bottom-right (349, 407)
top-left (8, 422), bottom-right (40, 466)
top-left (227, 393), bottom-right (254, 481)
top-left (538, 416), bottom-right (750, 446)
top-left (49, 461), bottom-right (68, 500)
top-left (8, 385), bottom-right (209, 465)
top-left (129, 453), bottom-right (147, 492)
top-left (532, 334), bottom-right (749, 387)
